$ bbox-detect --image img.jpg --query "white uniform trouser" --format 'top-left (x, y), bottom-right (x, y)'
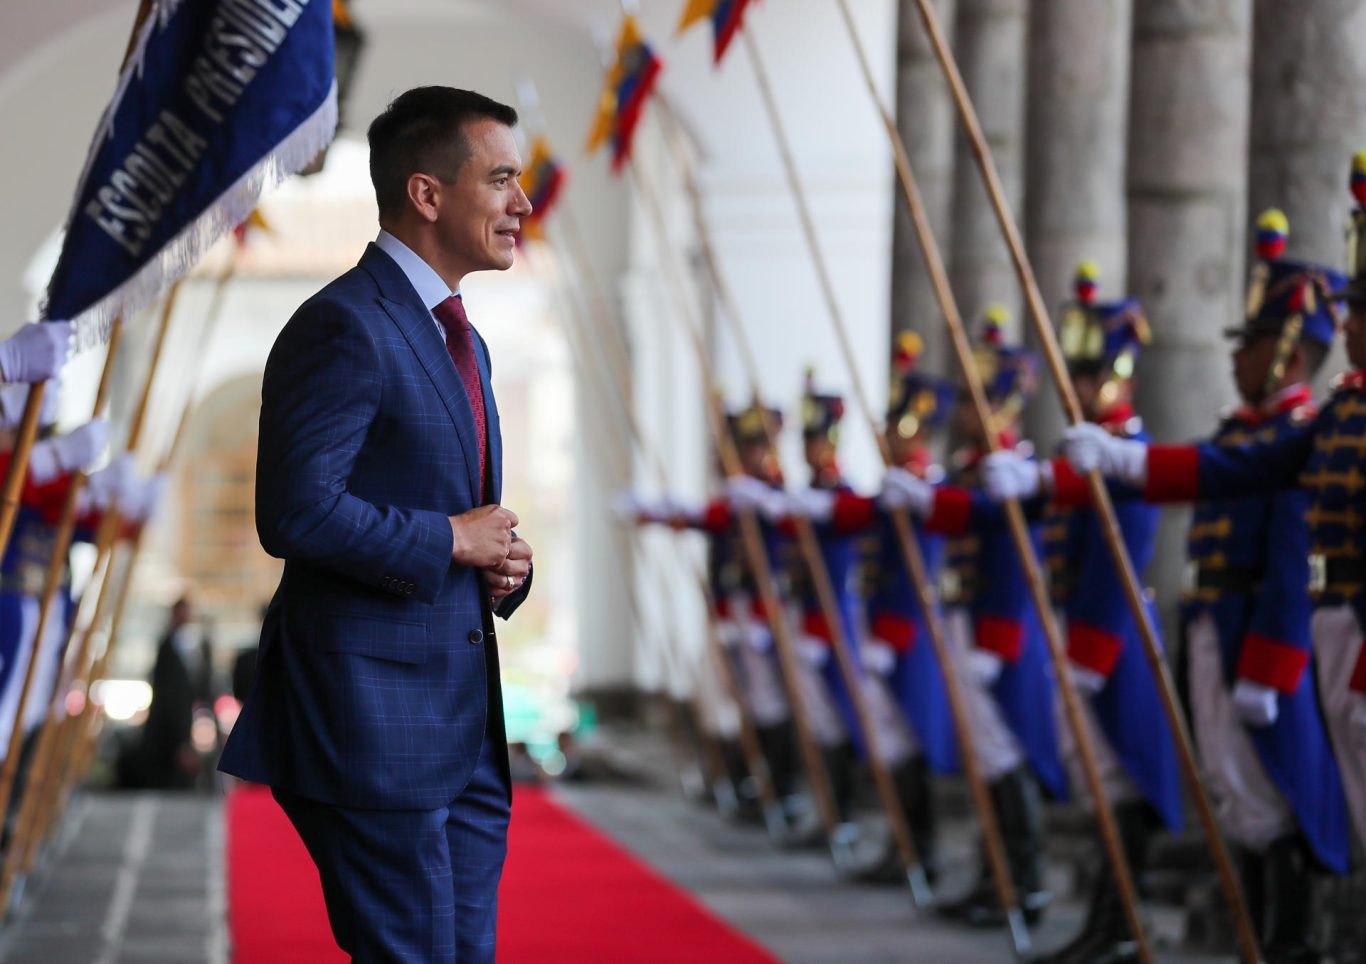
top-left (858, 637), bottom-right (919, 768)
top-left (1187, 612), bottom-right (1293, 851)
top-left (730, 604), bottom-right (792, 729)
top-left (1310, 604), bottom-right (1366, 847)
top-left (792, 630), bottom-right (849, 750)
top-left (1052, 612), bottom-right (1140, 810)
top-left (0, 597), bottom-right (40, 760)
top-left (701, 620), bottom-right (742, 740)
top-left (946, 608), bottom-right (1023, 782)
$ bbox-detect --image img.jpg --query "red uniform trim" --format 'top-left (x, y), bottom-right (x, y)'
top-left (1349, 641), bottom-right (1366, 696)
top-left (749, 596), bottom-right (770, 622)
top-left (713, 596), bottom-right (733, 620)
top-left (700, 499), bottom-right (732, 532)
top-left (1143, 445), bottom-right (1201, 503)
top-left (869, 612), bottom-right (916, 653)
top-left (802, 610), bottom-right (833, 643)
top-left (1050, 458), bottom-right (1091, 507)
top-left (1236, 633), bottom-right (1310, 694)
top-left (829, 492), bottom-right (877, 533)
top-left (1067, 622), bottom-right (1123, 677)
top-left (924, 486), bottom-right (972, 535)
top-left (976, 615), bottom-right (1024, 662)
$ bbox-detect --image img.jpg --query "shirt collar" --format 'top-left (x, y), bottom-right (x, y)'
top-left (375, 229), bottom-right (458, 311)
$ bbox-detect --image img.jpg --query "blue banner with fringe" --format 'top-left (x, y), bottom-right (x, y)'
top-left (44, 0), bottom-right (336, 344)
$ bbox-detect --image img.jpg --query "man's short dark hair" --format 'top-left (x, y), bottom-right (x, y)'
top-left (367, 87), bottom-right (519, 222)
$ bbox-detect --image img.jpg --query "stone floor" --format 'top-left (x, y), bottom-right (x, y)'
top-left (0, 792), bottom-right (226, 964)
top-left (555, 778), bottom-right (1229, 964)
top-left (0, 727), bottom-right (1329, 964)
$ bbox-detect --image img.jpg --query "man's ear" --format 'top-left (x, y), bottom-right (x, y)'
top-left (406, 173), bottom-right (442, 224)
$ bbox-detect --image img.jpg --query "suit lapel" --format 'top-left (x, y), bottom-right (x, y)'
top-left (361, 244), bottom-right (482, 499)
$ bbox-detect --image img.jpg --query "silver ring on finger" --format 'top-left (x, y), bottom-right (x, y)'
top-left (505, 574), bottom-right (515, 590)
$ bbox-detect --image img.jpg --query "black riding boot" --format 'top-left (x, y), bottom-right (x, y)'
top-left (853, 754), bottom-right (939, 885)
top-left (941, 766), bottom-right (1049, 925)
top-left (1034, 799), bottom-right (1153, 964)
top-left (1262, 835), bottom-right (1320, 964)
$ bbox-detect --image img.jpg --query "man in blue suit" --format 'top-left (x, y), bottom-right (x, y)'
top-left (219, 87), bottom-right (535, 962)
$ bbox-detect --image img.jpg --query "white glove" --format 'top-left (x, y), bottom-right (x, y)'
top-left (1350, 692), bottom-right (1366, 743)
top-left (878, 466), bottom-right (934, 516)
top-left (982, 451), bottom-right (1044, 502)
top-left (608, 488), bottom-right (650, 522)
top-left (862, 639), bottom-right (896, 676)
top-left (0, 322), bottom-right (75, 384)
top-left (126, 472), bottom-right (170, 524)
top-left (725, 475), bottom-right (787, 521)
top-left (0, 382), bottom-right (59, 429)
top-left (82, 453), bottom-right (136, 512)
top-left (785, 487), bottom-right (836, 522)
top-left (1063, 422), bottom-right (1148, 485)
top-left (1232, 679), bottom-right (1279, 727)
top-left (967, 649), bottom-right (1004, 686)
top-left (28, 418), bottom-right (109, 483)
top-left (796, 633), bottom-right (831, 668)
top-left (743, 619), bottom-right (772, 652)
top-left (1069, 663), bottom-right (1107, 695)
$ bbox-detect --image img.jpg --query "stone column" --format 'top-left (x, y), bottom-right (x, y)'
top-left (947, 0), bottom-right (1028, 340)
top-left (1127, 0), bottom-right (1252, 636)
top-left (1248, 0), bottom-right (1366, 385)
top-left (890, 0), bottom-right (957, 373)
top-left (1022, 0), bottom-right (1133, 444)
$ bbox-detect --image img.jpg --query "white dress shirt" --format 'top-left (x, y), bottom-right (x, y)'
top-left (375, 229), bottom-right (457, 342)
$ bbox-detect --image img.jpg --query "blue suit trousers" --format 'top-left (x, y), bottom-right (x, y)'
top-left (274, 736), bottom-right (511, 963)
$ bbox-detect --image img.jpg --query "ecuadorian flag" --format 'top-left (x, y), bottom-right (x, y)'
top-left (585, 15), bottom-right (663, 172)
top-left (678, 0), bottom-right (756, 65)
top-left (519, 138), bottom-right (567, 242)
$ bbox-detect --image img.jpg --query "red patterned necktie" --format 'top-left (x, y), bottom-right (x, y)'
top-left (432, 293), bottom-right (487, 499)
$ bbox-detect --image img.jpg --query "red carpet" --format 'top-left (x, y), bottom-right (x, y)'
top-left (226, 783), bottom-right (776, 962)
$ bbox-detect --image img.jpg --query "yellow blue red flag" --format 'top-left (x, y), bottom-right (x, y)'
top-left (677, 0), bottom-right (757, 64)
top-left (585, 15), bottom-right (663, 172)
top-left (519, 138), bottom-right (567, 242)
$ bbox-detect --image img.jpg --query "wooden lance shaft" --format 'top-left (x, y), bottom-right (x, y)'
top-left (825, 0), bottom-right (1156, 954)
top-left (0, 383), bottom-right (50, 566)
top-left (0, 282), bottom-right (179, 905)
top-left (905, 3), bottom-right (1261, 961)
top-left (628, 147), bottom-right (937, 899)
top-left (15, 273), bottom-right (190, 874)
top-left (0, 320), bottom-right (123, 887)
top-left (35, 265), bottom-right (231, 854)
top-left (737, 24), bottom-right (1033, 943)
top-left (561, 197), bottom-right (848, 845)
top-left (552, 205), bottom-right (788, 819)
top-left (547, 250), bottom-right (784, 828)
top-left (549, 265), bottom-right (759, 803)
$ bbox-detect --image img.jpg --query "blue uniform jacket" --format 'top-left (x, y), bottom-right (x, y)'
top-left (1048, 424), bottom-right (1184, 830)
top-left (1180, 394), bottom-right (1350, 871)
top-left (832, 492), bottom-right (960, 775)
top-left (923, 475), bottom-right (1067, 798)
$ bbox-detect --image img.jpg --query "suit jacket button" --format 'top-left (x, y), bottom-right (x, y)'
top-left (468, 629), bottom-right (483, 645)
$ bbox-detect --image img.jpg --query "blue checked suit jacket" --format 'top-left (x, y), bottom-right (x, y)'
top-left (218, 243), bottom-right (531, 809)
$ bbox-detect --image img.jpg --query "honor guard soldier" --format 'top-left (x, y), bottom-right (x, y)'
top-left (782, 335), bottom-right (959, 880)
top-left (1058, 169), bottom-right (1366, 865)
top-left (703, 404), bottom-right (808, 826)
top-left (984, 263), bottom-right (1183, 964)
top-left (1183, 211), bottom-right (1350, 958)
top-left (879, 309), bottom-right (1065, 925)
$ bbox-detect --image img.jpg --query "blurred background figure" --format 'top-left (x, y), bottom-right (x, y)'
top-left (116, 596), bottom-right (197, 790)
